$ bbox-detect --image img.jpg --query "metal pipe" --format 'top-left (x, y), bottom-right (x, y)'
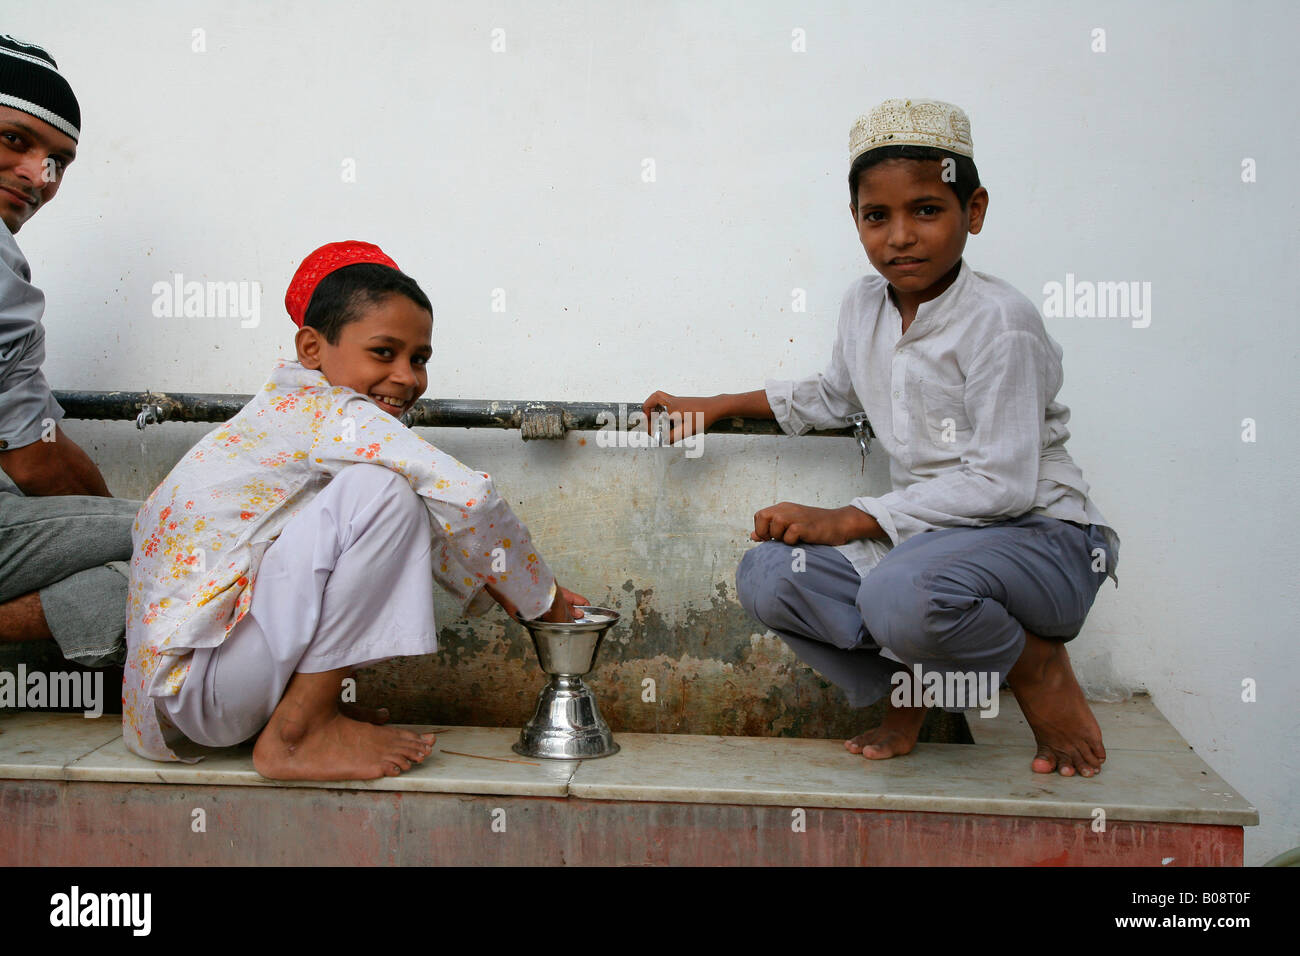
top-left (53, 390), bottom-right (858, 438)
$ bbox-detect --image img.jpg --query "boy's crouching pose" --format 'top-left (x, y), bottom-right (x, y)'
top-left (644, 99), bottom-right (1120, 777)
top-left (123, 241), bottom-right (586, 779)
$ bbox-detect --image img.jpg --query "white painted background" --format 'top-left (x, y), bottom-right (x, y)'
top-left (10, 1), bottom-right (1296, 864)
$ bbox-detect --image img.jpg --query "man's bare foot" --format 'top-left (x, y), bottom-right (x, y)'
top-left (1007, 631), bottom-right (1106, 777)
top-left (252, 669), bottom-right (433, 781)
top-left (844, 701), bottom-right (927, 759)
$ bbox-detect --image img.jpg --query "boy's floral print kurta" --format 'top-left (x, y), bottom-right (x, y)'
top-left (123, 360), bottom-right (556, 761)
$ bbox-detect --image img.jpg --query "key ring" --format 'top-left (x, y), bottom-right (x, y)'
top-left (845, 413), bottom-right (875, 473)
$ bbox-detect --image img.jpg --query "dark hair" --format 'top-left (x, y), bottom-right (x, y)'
top-left (302, 263), bottom-right (433, 344)
top-left (848, 145), bottom-right (981, 210)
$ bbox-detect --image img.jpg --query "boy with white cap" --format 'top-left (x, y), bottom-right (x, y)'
top-left (644, 98), bottom-right (1120, 777)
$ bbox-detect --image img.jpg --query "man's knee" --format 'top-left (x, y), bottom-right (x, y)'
top-left (40, 565), bottom-right (128, 667)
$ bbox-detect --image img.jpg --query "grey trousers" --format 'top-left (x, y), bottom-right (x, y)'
top-left (735, 514), bottom-right (1112, 708)
top-left (0, 469), bottom-right (139, 667)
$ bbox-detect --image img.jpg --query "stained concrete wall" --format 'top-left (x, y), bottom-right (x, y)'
top-left (43, 417), bottom-right (971, 744)
top-left (5, 1), bottom-right (1296, 864)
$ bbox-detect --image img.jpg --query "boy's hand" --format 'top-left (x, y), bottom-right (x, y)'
top-left (486, 584), bottom-right (590, 622)
top-left (640, 391), bottom-right (721, 445)
top-left (751, 503), bottom-right (878, 546)
top-left (539, 585), bottom-right (591, 623)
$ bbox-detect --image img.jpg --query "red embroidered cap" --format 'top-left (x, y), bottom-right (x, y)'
top-left (284, 240), bottom-right (401, 327)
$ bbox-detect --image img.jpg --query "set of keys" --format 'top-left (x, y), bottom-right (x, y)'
top-left (846, 412), bottom-right (876, 473)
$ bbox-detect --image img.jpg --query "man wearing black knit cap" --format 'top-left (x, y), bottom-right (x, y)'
top-left (0, 35), bottom-right (138, 668)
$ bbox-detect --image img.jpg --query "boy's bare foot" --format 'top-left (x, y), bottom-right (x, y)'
top-left (253, 669), bottom-right (434, 781)
top-left (1006, 631), bottom-right (1106, 777)
top-left (844, 700), bottom-right (927, 759)
top-left (339, 702), bottom-right (390, 725)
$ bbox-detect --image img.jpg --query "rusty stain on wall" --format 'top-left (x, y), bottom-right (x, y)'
top-left (359, 577), bottom-right (970, 744)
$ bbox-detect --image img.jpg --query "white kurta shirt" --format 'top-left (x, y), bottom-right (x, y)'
top-left (766, 260), bottom-right (1120, 585)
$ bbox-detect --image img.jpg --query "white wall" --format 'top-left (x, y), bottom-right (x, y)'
top-left (11, 0), bottom-right (1297, 865)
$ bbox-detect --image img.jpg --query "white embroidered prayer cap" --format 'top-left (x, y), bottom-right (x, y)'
top-left (849, 98), bottom-right (973, 162)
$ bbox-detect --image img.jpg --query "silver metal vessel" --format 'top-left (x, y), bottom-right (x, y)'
top-left (512, 606), bottom-right (621, 760)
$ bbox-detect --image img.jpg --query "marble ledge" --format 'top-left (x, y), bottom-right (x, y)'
top-left (964, 691), bottom-right (1192, 753)
top-left (565, 731), bottom-right (1258, 826)
top-left (0, 717), bottom-right (573, 797)
top-left (0, 712), bottom-right (1259, 827)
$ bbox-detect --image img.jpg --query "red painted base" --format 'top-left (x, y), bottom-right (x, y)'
top-left (0, 780), bottom-right (1243, 866)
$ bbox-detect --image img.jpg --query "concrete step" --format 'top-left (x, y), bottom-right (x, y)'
top-left (0, 694), bottom-right (1257, 866)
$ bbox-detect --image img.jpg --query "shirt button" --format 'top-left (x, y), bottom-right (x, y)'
top-left (893, 391), bottom-right (900, 398)
top-left (0, 440), bottom-right (7, 449)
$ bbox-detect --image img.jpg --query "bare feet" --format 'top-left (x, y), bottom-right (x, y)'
top-left (845, 700), bottom-right (928, 760)
top-left (253, 669), bottom-right (434, 781)
top-left (339, 702), bottom-right (390, 725)
top-left (1007, 631), bottom-right (1106, 777)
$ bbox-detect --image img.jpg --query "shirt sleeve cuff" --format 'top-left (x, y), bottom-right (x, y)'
top-left (764, 379), bottom-right (808, 436)
top-left (0, 373), bottom-right (65, 450)
top-left (517, 579), bottom-right (557, 622)
top-left (850, 496), bottom-right (902, 548)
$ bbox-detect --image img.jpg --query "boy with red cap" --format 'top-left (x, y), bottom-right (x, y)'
top-left (122, 241), bottom-right (586, 780)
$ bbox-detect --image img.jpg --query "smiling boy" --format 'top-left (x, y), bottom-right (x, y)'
top-left (644, 99), bottom-right (1120, 777)
top-left (124, 241), bottom-right (587, 779)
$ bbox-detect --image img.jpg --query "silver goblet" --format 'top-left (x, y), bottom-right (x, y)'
top-left (512, 606), bottom-right (621, 759)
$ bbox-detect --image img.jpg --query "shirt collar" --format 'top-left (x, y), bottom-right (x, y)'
top-left (270, 358), bottom-right (330, 389)
top-left (886, 258), bottom-right (972, 334)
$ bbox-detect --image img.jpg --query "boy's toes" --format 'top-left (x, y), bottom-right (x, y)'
top-left (1060, 745), bottom-right (1101, 777)
top-left (401, 743), bottom-right (430, 763)
top-left (1079, 739), bottom-right (1105, 773)
top-left (382, 759), bottom-right (410, 776)
top-left (1031, 746), bottom-right (1058, 774)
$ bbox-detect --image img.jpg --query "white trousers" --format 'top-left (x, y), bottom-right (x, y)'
top-left (163, 464), bottom-right (438, 747)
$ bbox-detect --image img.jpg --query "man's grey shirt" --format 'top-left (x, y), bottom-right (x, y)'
top-left (0, 222), bottom-right (64, 450)
top-left (765, 260), bottom-right (1120, 586)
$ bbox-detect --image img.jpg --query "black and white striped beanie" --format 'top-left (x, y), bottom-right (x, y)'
top-left (0, 35), bottom-right (80, 142)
